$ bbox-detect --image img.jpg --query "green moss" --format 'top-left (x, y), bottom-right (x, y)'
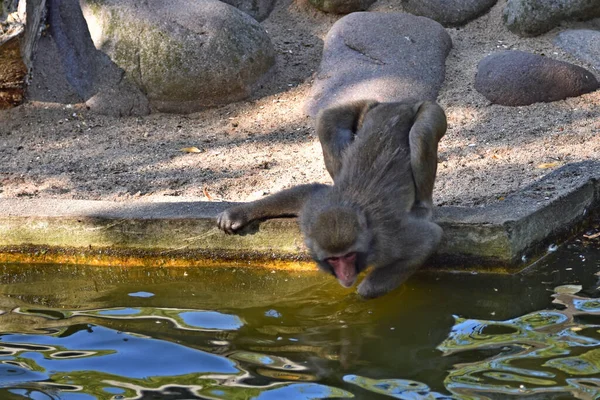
top-left (84, 0), bottom-right (104, 18)
top-left (308, 0), bottom-right (324, 9)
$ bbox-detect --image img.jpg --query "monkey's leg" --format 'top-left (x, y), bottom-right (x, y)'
top-left (357, 219), bottom-right (442, 299)
top-left (408, 101), bottom-right (447, 218)
top-left (317, 100), bottom-right (378, 179)
top-left (217, 183), bottom-right (328, 234)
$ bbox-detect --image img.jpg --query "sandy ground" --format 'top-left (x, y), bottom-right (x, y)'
top-left (0, 0), bottom-right (599, 207)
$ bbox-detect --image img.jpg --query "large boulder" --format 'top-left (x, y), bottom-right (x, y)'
top-left (305, 12), bottom-right (452, 117)
top-left (474, 50), bottom-right (599, 106)
top-left (308, 0), bottom-right (376, 14)
top-left (503, 0), bottom-right (600, 37)
top-left (401, 0), bottom-right (498, 27)
top-left (26, 0), bottom-right (150, 116)
top-left (80, 0), bottom-right (276, 113)
top-left (554, 30), bottom-right (600, 72)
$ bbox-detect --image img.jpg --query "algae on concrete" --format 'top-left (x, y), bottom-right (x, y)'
top-left (0, 162), bottom-right (599, 272)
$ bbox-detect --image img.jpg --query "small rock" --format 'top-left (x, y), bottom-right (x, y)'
top-left (305, 12), bottom-right (452, 117)
top-left (308, 0), bottom-right (376, 14)
top-left (401, 0), bottom-right (498, 27)
top-left (220, 0), bottom-right (276, 21)
top-left (503, 0), bottom-right (600, 37)
top-left (474, 50), bottom-right (599, 106)
top-left (86, 79), bottom-right (150, 117)
top-left (554, 29), bottom-right (600, 72)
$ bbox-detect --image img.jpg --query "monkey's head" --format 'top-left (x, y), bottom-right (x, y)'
top-left (303, 206), bottom-right (371, 288)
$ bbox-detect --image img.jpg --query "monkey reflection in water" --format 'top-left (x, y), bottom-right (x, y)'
top-left (217, 100), bottom-right (447, 299)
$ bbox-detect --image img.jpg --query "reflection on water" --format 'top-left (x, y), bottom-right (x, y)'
top-left (439, 287), bottom-right (600, 399)
top-left (0, 321), bottom-right (354, 399)
top-left (343, 375), bottom-right (454, 399)
top-left (0, 233), bottom-right (599, 399)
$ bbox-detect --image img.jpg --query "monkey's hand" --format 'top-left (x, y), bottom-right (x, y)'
top-left (216, 207), bottom-right (251, 234)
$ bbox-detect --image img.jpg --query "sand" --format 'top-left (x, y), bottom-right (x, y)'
top-left (1, 0), bottom-right (599, 207)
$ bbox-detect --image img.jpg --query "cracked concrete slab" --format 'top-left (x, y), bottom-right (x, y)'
top-left (1, 161), bottom-right (598, 272)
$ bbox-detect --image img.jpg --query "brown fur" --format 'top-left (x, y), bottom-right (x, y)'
top-left (217, 100), bottom-right (447, 298)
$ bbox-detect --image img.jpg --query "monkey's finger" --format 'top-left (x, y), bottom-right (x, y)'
top-left (216, 213), bottom-right (231, 233)
top-left (222, 223), bottom-right (235, 235)
top-left (230, 221), bottom-right (244, 232)
top-left (224, 222), bottom-right (240, 234)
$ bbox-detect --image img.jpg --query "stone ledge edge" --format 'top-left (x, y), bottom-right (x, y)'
top-left (1, 161), bottom-right (599, 271)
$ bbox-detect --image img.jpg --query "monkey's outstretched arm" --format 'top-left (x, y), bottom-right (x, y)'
top-left (408, 101), bottom-right (447, 217)
top-left (217, 183), bottom-right (329, 234)
top-left (317, 100), bottom-right (378, 179)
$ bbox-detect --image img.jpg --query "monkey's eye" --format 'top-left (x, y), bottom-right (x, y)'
top-left (325, 253), bottom-right (357, 265)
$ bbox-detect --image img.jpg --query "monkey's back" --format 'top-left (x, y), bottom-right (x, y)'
top-left (336, 102), bottom-right (417, 214)
top-left (333, 102), bottom-right (423, 264)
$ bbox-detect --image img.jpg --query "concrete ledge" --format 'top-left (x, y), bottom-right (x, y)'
top-left (1, 161), bottom-right (599, 271)
top-left (435, 164), bottom-right (599, 269)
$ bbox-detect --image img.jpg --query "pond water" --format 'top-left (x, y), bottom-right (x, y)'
top-left (0, 235), bottom-right (599, 399)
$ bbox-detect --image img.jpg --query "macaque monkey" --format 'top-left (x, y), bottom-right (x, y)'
top-left (217, 100), bottom-right (447, 298)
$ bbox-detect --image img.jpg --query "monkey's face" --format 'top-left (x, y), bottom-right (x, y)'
top-left (308, 225), bottom-right (371, 288)
top-left (318, 251), bottom-right (368, 288)
top-left (302, 205), bottom-right (371, 288)
top-left (309, 234), bottom-right (370, 288)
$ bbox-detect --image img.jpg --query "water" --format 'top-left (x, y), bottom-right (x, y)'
top-left (0, 235), bottom-right (599, 399)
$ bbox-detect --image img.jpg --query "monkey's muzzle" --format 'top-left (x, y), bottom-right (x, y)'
top-left (327, 252), bottom-right (358, 288)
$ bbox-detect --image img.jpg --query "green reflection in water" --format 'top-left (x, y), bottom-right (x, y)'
top-left (438, 286), bottom-right (600, 399)
top-left (545, 348), bottom-right (600, 375)
top-left (343, 375), bottom-right (453, 399)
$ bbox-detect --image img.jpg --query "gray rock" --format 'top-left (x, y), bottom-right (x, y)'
top-left (555, 29), bottom-right (600, 72)
top-left (81, 0), bottom-right (276, 113)
top-left (308, 0), bottom-right (376, 14)
top-left (474, 50), bottom-right (599, 106)
top-left (26, 0), bottom-right (149, 116)
top-left (401, 0), bottom-right (498, 27)
top-left (503, 0), bottom-right (600, 37)
top-left (86, 79), bottom-right (150, 117)
top-left (305, 12), bottom-right (452, 117)
top-left (220, 0), bottom-right (276, 21)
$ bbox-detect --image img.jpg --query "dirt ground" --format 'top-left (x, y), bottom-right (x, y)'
top-left (1, 0), bottom-right (599, 207)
